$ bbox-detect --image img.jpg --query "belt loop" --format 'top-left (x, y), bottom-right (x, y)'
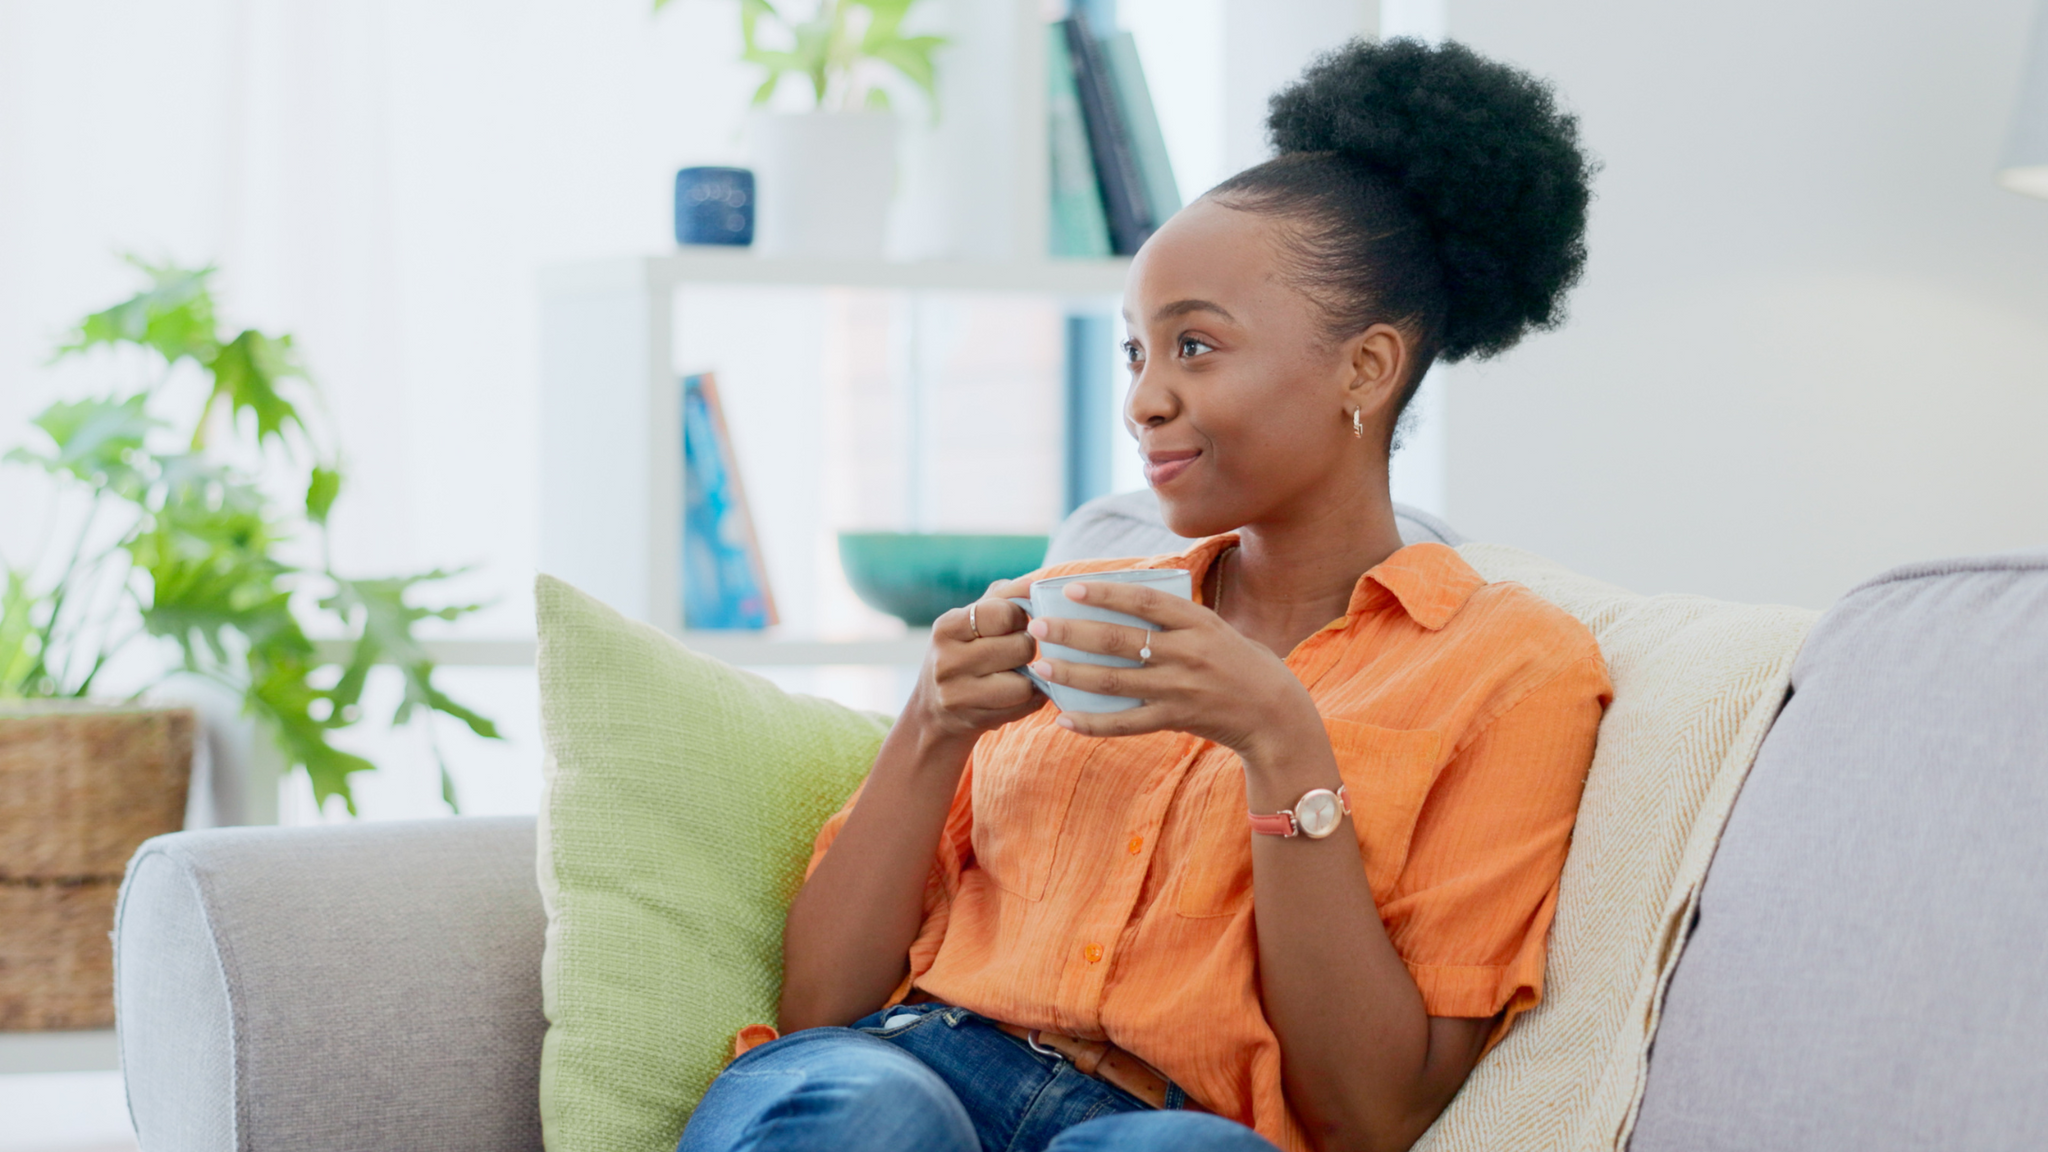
top-left (1163, 1082), bottom-right (1188, 1111)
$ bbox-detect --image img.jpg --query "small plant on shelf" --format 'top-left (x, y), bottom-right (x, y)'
top-left (657, 0), bottom-right (945, 114)
top-left (0, 257), bottom-right (497, 814)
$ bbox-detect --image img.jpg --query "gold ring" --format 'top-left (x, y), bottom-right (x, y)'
top-left (1139, 630), bottom-right (1152, 663)
top-left (968, 604), bottom-right (982, 640)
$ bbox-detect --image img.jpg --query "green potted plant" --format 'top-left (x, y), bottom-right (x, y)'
top-left (0, 258), bottom-right (498, 1024)
top-left (658, 0), bottom-right (946, 257)
top-left (2, 256), bottom-right (496, 806)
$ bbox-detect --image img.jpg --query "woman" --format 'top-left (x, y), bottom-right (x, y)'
top-left (681, 37), bottom-right (1607, 1152)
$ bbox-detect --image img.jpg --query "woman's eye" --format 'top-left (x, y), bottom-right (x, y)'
top-left (1121, 341), bottom-right (1143, 365)
top-left (1179, 337), bottom-right (1214, 358)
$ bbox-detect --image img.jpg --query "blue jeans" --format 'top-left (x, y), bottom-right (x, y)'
top-left (677, 1002), bottom-right (1276, 1152)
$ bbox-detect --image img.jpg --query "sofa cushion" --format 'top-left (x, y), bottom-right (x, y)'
top-left (534, 576), bottom-right (888, 1152)
top-left (1629, 552), bottom-right (2048, 1152)
top-left (1416, 544), bottom-right (1814, 1152)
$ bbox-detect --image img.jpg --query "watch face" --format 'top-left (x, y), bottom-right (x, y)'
top-left (1296, 790), bottom-right (1342, 839)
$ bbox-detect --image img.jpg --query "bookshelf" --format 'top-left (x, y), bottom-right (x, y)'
top-left (534, 0), bottom-right (1153, 657)
top-left (536, 254), bottom-right (1129, 650)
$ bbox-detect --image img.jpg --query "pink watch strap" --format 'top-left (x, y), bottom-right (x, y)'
top-left (1247, 810), bottom-right (1298, 837)
top-left (1248, 784), bottom-right (1350, 838)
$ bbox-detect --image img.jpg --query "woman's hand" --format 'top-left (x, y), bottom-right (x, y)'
top-left (909, 577), bottom-right (1047, 744)
top-left (1024, 578), bottom-right (1321, 762)
top-left (781, 574), bottom-right (1044, 1032)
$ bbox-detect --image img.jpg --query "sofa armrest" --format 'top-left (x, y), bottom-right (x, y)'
top-left (115, 817), bottom-right (545, 1152)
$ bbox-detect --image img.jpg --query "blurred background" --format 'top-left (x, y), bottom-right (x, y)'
top-left (3, 0), bottom-right (2048, 1145)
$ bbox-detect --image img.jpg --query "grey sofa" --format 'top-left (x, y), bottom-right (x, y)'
top-left (112, 493), bottom-right (2048, 1151)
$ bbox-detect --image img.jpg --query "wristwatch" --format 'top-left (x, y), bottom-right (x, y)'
top-left (1248, 784), bottom-right (1350, 839)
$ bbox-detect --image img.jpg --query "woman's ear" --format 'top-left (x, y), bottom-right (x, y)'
top-left (1345, 323), bottom-right (1410, 428)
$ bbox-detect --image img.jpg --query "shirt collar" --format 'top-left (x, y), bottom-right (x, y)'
top-left (1153, 536), bottom-right (1484, 631)
top-left (1350, 542), bottom-right (1485, 630)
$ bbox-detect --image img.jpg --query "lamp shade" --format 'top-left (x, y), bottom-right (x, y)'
top-left (2000, 0), bottom-right (2048, 198)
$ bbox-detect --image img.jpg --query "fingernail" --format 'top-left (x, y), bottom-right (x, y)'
top-left (1029, 660), bottom-right (1052, 678)
top-left (1027, 619), bottom-right (1048, 639)
top-left (1056, 715), bottom-right (1075, 730)
top-left (1066, 583), bottom-right (1088, 600)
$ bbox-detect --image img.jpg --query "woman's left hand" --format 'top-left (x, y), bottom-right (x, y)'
top-left (1025, 578), bottom-right (1321, 761)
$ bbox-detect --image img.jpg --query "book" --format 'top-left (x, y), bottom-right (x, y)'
top-left (1100, 30), bottom-right (1182, 228)
top-left (1047, 24), bottom-right (1115, 258)
top-left (1062, 12), bottom-right (1152, 255)
top-left (681, 372), bottom-right (776, 630)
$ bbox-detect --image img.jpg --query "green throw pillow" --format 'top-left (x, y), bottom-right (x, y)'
top-left (534, 575), bottom-right (890, 1152)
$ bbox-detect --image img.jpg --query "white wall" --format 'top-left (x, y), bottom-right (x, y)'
top-left (1443, 0), bottom-right (2048, 607)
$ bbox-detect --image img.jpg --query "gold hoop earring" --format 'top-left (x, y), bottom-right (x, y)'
top-left (1351, 408), bottom-right (1365, 439)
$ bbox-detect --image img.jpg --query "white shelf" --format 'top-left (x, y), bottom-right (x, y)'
top-left (538, 246), bottom-right (1115, 644)
top-left (312, 633), bottom-right (931, 668)
top-left (539, 253), bottom-right (1130, 299)
top-left (0, 1030), bottom-right (118, 1074)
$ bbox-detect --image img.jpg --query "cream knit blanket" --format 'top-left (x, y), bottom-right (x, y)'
top-left (1413, 544), bottom-right (1817, 1152)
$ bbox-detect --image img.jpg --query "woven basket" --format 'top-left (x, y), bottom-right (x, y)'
top-left (0, 704), bottom-right (194, 1030)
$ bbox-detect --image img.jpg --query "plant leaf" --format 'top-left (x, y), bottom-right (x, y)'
top-left (248, 654), bottom-right (375, 815)
top-left (305, 465), bottom-right (342, 525)
top-left (868, 36), bottom-right (942, 100)
top-left (204, 329), bottom-right (308, 449)
top-left (0, 571), bottom-right (43, 699)
top-left (14, 395), bottom-right (160, 498)
top-left (57, 258), bottom-right (220, 367)
top-left (322, 571), bottom-right (499, 740)
top-left (738, 0), bottom-right (780, 49)
top-left (439, 754), bottom-right (461, 814)
top-left (131, 457), bottom-right (299, 667)
top-left (852, 0), bottom-right (912, 45)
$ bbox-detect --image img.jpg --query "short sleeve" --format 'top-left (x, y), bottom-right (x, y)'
top-left (802, 756), bottom-right (978, 1006)
top-left (1377, 652), bottom-right (1610, 1041)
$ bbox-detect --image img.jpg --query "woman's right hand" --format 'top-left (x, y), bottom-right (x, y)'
top-left (781, 575), bottom-right (1045, 1031)
top-left (910, 577), bottom-right (1045, 743)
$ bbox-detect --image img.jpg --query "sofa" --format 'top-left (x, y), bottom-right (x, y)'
top-left (111, 492), bottom-right (2048, 1152)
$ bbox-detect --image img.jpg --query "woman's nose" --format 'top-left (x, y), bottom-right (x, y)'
top-left (1124, 363), bottom-right (1176, 433)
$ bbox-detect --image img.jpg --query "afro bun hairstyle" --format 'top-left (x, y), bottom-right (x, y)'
top-left (1212, 37), bottom-right (1593, 376)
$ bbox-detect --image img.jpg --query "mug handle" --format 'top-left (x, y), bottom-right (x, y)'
top-left (1004, 597), bottom-right (1053, 696)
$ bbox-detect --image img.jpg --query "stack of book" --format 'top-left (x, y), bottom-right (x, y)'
top-left (1047, 13), bottom-right (1181, 258)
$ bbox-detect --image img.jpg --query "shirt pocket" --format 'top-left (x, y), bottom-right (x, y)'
top-left (1330, 721), bottom-right (1443, 898)
top-left (1175, 721), bottom-right (1444, 918)
top-left (969, 717), bottom-right (1097, 902)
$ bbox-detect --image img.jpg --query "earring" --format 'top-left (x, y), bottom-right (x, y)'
top-left (1351, 408), bottom-right (1364, 439)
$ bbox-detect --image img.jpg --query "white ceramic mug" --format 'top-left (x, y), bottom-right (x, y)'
top-left (1005, 568), bottom-right (1193, 713)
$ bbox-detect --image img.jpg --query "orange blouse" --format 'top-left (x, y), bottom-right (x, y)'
top-left (806, 538), bottom-right (1609, 1150)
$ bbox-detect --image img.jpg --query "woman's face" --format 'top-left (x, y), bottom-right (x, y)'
top-left (1120, 197), bottom-right (1407, 540)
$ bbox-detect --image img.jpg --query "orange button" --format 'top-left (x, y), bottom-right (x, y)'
top-left (1083, 942), bottom-right (1104, 963)
top-left (1127, 836), bottom-right (1144, 855)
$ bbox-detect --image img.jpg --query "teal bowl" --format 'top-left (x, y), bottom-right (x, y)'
top-left (838, 532), bottom-right (1050, 627)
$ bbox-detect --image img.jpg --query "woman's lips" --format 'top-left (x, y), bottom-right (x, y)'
top-left (1144, 450), bottom-right (1201, 487)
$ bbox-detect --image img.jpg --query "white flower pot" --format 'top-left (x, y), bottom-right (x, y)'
top-left (748, 111), bottom-right (899, 259)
